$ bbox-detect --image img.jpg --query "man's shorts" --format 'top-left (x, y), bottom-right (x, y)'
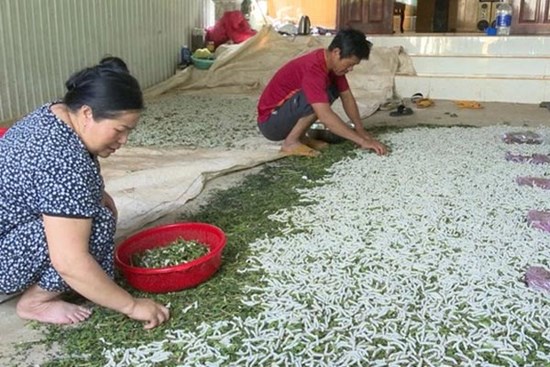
top-left (258, 86), bottom-right (339, 141)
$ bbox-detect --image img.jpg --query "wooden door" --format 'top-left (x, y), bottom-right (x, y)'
top-left (512, 0), bottom-right (550, 34)
top-left (416, 0), bottom-right (459, 32)
top-left (337, 0), bottom-right (394, 34)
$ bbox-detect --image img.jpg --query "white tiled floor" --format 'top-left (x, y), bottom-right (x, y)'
top-left (396, 75), bottom-right (550, 103)
top-left (371, 34), bottom-right (550, 57)
top-left (410, 56), bottom-right (549, 78)
top-left (371, 34), bottom-right (550, 103)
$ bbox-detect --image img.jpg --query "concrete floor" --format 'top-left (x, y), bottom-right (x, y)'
top-left (366, 99), bottom-right (550, 129)
top-left (1, 99), bottom-right (550, 365)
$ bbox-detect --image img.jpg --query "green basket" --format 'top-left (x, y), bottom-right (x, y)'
top-left (191, 56), bottom-right (215, 70)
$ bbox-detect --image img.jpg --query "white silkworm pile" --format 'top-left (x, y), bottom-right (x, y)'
top-left (127, 94), bottom-right (260, 149)
top-left (104, 125), bottom-right (550, 366)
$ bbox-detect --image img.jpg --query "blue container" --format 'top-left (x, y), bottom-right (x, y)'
top-left (486, 27), bottom-right (497, 36)
top-left (180, 46), bottom-right (192, 66)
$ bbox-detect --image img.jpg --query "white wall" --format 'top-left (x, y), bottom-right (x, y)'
top-left (0, 0), bottom-right (215, 122)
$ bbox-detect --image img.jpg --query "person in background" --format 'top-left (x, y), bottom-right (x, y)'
top-left (0, 57), bottom-right (169, 329)
top-left (256, 28), bottom-right (388, 157)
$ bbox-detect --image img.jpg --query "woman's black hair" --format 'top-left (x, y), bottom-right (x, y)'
top-left (328, 28), bottom-right (373, 60)
top-left (63, 56), bottom-right (143, 120)
top-left (99, 56), bottom-right (129, 73)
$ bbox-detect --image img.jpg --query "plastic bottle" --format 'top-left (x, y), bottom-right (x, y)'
top-left (495, 0), bottom-right (512, 36)
top-left (191, 28), bottom-right (205, 52)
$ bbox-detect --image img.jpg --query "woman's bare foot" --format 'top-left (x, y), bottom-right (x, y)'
top-left (16, 285), bottom-right (92, 324)
top-left (280, 142), bottom-right (320, 157)
top-left (301, 136), bottom-right (330, 150)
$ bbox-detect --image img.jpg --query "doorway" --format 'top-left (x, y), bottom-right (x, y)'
top-left (265, 0), bottom-right (337, 29)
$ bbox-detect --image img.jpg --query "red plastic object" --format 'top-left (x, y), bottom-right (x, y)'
top-left (0, 127), bottom-right (8, 138)
top-left (205, 10), bottom-right (256, 47)
top-left (115, 222), bottom-right (226, 293)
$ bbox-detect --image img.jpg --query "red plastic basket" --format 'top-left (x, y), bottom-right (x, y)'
top-left (0, 127), bottom-right (8, 138)
top-left (115, 222), bottom-right (227, 293)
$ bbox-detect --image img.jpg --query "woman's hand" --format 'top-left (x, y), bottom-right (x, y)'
top-left (44, 216), bottom-right (169, 329)
top-left (102, 191), bottom-right (118, 221)
top-left (124, 298), bottom-right (170, 330)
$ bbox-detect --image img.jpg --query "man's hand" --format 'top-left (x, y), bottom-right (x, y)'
top-left (359, 138), bottom-right (388, 155)
top-left (355, 126), bottom-right (374, 141)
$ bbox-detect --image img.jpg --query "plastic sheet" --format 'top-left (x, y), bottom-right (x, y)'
top-left (502, 131), bottom-right (544, 144)
top-left (523, 266), bottom-right (550, 293)
top-left (516, 176), bottom-right (550, 189)
top-left (527, 210), bottom-right (550, 232)
top-left (505, 152), bottom-right (550, 164)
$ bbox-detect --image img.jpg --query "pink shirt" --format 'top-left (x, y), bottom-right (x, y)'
top-left (257, 48), bottom-right (350, 123)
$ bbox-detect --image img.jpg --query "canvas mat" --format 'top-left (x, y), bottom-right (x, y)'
top-left (106, 26), bottom-right (415, 240)
top-left (101, 144), bottom-right (282, 241)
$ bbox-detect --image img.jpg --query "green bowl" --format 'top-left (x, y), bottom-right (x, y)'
top-left (191, 56), bottom-right (215, 70)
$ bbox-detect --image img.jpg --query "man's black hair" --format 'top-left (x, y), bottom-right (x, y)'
top-left (328, 28), bottom-right (373, 60)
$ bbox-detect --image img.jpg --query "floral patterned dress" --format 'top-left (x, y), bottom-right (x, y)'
top-left (0, 103), bottom-right (115, 294)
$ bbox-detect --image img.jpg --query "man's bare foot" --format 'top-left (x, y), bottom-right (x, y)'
top-left (16, 285), bottom-right (92, 324)
top-left (280, 143), bottom-right (320, 157)
top-left (301, 136), bottom-right (330, 150)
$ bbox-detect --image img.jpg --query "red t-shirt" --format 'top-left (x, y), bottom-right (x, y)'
top-left (257, 48), bottom-right (350, 123)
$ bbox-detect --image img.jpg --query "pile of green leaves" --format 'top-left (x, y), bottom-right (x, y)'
top-left (131, 238), bottom-right (210, 268)
top-left (29, 141), bottom-right (357, 366)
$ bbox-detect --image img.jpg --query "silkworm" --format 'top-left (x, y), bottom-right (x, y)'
top-left (103, 126), bottom-right (550, 366)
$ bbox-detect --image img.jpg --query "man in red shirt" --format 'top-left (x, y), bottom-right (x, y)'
top-left (257, 28), bottom-right (388, 157)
